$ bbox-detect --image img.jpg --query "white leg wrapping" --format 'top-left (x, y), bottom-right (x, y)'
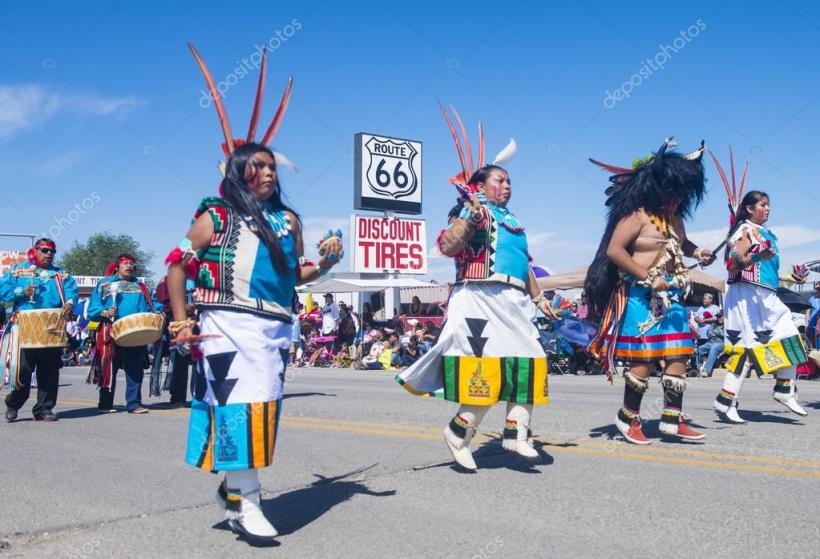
top-left (714, 360), bottom-right (749, 413)
top-left (503, 403), bottom-right (538, 458)
top-left (773, 366), bottom-right (807, 416)
top-left (222, 469), bottom-right (278, 540)
top-left (443, 405), bottom-right (489, 471)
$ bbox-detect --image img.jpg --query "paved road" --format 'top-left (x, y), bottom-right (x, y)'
top-left (1, 366), bottom-right (819, 558)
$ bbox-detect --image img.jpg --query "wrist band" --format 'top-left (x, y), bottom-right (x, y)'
top-left (168, 319), bottom-right (196, 335)
top-left (750, 253), bottom-right (762, 264)
top-left (693, 247), bottom-right (703, 260)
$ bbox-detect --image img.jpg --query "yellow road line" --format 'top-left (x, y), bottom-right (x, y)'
top-left (52, 397), bottom-right (820, 478)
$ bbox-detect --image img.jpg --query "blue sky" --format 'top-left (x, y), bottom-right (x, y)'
top-left (1, 1), bottom-right (819, 282)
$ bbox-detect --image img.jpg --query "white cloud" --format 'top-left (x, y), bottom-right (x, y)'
top-left (33, 150), bottom-right (87, 178)
top-left (0, 85), bottom-right (143, 140)
top-left (771, 225), bottom-right (820, 249)
top-left (686, 226), bottom-right (728, 250)
top-left (688, 223), bottom-right (820, 251)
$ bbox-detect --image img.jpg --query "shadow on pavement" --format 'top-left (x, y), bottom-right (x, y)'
top-left (472, 438), bottom-right (555, 473)
top-left (56, 407), bottom-right (122, 420)
top-left (282, 392), bottom-right (337, 400)
top-left (725, 409), bottom-right (803, 424)
top-left (262, 465), bottom-right (396, 537)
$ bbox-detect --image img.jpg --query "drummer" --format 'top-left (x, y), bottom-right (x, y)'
top-left (87, 254), bottom-right (160, 414)
top-left (1, 238), bottom-right (78, 422)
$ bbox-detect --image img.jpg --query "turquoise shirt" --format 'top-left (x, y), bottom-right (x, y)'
top-left (0, 262), bottom-right (79, 312)
top-left (87, 275), bottom-right (158, 321)
top-left (755, 226), bottom-right (780, 290)
top-left (488, 203), bottom-right (530, 285)
top-left (247, 207), bottom-right (298, 308)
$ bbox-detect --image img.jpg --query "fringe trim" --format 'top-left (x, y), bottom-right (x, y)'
top-left (624, 371), bottom-right (649, 393)
top-left (444, 423), bottom-right (473, 451)
top-left (660, 374), bottom-right (687, 393)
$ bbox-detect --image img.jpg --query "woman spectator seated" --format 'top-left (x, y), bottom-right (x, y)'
top-left (393, 335), bottom-right (420, 368)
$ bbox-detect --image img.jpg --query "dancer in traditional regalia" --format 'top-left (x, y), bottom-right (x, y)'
top-left (708, 150), bottom-right (809, 422)
top-left (165, 44), bottom-right (342, 543)
top-left (585, 138), bottom-right (714, 445)
top-left (397, 104), bottom-right (551, 471)
top-left (1, 238), bottom-right (78, 422)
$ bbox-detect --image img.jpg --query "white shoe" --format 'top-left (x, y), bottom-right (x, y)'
top-left (224, 486), bottom-right (278, 542)
top-left (502, 431), bottom-right (539, 458)
top-left (507, 439), bottom-right (539, 458)
top-left (713, 399), bottom-right (746, 423)
top-left (773, 392), bottom-right (808, 416)
top-left (443, 425), bottom-right (477, 471)
top-left (723, 404), bottom-right (746, 424)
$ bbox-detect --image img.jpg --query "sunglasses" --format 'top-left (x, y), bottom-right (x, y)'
top-left (38, 248), bottom-right (56, 255)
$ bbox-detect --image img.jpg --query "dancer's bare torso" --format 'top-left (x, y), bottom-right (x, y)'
top-left (621, 210), bottom-right (685, 274)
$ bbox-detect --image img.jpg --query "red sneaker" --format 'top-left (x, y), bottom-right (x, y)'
top-left (660, 418), bottom-right (705, 440)
top-left (676, 420), bottom-right (705, 440)
top-left (616, 417), bottom-right (651, 445)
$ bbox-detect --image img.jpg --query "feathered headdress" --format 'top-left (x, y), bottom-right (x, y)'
top-left (438, 101), bottom-right (517, 195)
top-left (588, 137), bottom-right (706, 206)
top-left (708, 146), bottom-right (748, 228)
top-left (584, 137), bottom-right (707, 315)
top-left (188, 43), bottom-right (296, 172)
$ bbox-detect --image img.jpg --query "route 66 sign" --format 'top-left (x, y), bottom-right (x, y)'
top-left (354, 132), bottom-right (422, 214)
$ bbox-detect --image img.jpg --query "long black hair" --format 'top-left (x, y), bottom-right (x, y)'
top-left (221, 142), bottom-right (301, 274)
top-left (584, 151), bottom-right (705, 315)
top-left (734, 190), bottom-right (768, 224)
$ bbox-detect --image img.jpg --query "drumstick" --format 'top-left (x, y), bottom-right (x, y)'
top-left (109, 282), bottom-right (120, 318)
top-left (29, 273), bottom-right (36, 303)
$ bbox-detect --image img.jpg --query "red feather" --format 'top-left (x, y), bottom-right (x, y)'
top-left (438, 101), bottom-right (468, 182)
top-left (450, 105), bottom-right (474, 176)
top-left (588, 158), bottom-right (635, 176)
top-left (260, 77), bottom-right (293, 145)
top-left (246, 48), bottom-right (268, 142)
top-left (188, 43), bottom-right (235, 154)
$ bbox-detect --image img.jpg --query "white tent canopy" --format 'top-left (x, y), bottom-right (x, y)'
top-left (536, 265), bottom-right (725, 291)
top-left (298, 276), bottom-right (436, 293)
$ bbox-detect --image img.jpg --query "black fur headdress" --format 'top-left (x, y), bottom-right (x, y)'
top-left (584, 138), bottom-right (706, 315)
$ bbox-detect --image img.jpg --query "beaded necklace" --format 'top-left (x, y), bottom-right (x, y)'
top-left (240, 204), bottom-right (292, 239)
top-left (477, 193), bottom-right (525, 233)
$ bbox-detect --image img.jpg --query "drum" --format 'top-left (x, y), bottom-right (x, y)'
top-left (17, 309), bottom-right (67, 349)
top-left (111, 312), bottom-right (164, 347)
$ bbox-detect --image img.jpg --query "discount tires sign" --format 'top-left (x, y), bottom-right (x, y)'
top-left (354, 133), bottom-right (422, 214)
top-left (350, 215), bottom-right (428, 274)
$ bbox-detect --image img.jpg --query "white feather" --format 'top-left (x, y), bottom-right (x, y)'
top-left (274, 151), bottom-right (298, 172)
top-left (491, 138), bottom-right (517, 166)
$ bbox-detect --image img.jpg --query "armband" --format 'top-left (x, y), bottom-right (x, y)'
top-left (164, 238), bottom-right (202, 279)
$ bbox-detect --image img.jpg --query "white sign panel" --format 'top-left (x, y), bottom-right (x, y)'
top-left (351, 214), bottom-right (427, 274)
top-left (354, 132), bottom-right (422, 214)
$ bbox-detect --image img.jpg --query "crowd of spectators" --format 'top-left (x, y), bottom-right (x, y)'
top-left (290, 294), bottom-right (441, 370)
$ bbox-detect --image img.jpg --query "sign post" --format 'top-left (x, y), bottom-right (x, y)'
top-left (354, 133), bottom-right (422, 214)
